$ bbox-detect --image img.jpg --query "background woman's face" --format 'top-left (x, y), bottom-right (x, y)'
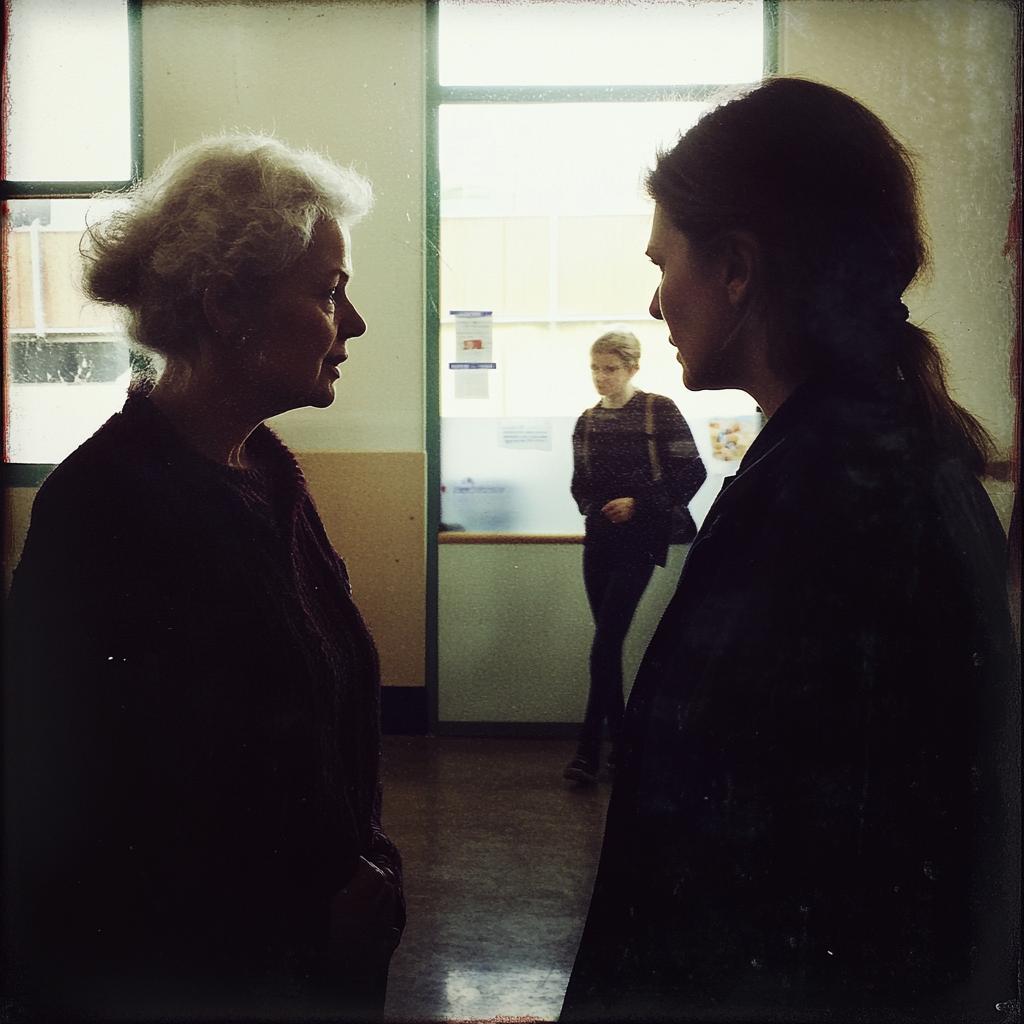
top-left (591, 353), bottom-right (636, 399)
top-left (647, 206), bottom-right (737, 392)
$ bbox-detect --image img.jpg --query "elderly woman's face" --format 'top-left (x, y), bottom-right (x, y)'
top-left (647, 206), bottom-right (737, 392)
top-left (244, 218), bottom-right (366, 413)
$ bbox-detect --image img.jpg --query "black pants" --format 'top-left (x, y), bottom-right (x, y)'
top-left (578, 544), bottom-right (655, 757)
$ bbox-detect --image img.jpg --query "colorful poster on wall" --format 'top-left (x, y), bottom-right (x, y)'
top-left (708, 415), bottom-right (761, 462)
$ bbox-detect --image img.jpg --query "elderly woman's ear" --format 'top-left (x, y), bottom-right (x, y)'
top-left (202, 276), bottom-right (252, 342)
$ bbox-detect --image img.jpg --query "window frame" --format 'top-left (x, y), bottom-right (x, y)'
top-left (2, 0), bottom-right (143, 485)
top-left (425, 0), bottom-right (779, 725)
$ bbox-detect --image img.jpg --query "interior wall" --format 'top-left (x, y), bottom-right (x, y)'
top-left (436, 0), bottom-right (1019, 728)
top-left (298, 452), bottom-right (426, 688)
top-left (438, 544), bottom-right (689, 725)
top-left (140, 0), bottom-right (428, 689)
top-left (6, 0), bottom-right (1016, 722)
top-left (142, 0), bottom-right (426, 454)
top-left (779, 0), bottom-right (1017, 454)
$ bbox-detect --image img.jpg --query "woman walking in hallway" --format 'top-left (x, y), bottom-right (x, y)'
top-left (564, 328), bottom-right (705, 784)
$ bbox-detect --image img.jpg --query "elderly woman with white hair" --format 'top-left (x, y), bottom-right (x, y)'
top-left (564, 328), bottom-right (706, 784)
top-left (6, 135), bottom-right (402, 1020)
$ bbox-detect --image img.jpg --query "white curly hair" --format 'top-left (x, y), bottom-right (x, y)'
top-left (83, 133), bottom-right (373, 361)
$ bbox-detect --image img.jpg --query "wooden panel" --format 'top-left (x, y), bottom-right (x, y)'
top-left (297, 451), bottom-right (426, 689)
top-left (5, 231), bottom-right (116, 332)
top-left (558, 214), bottom-right (659, 317)
top-left (6, 233), bottom-right (34, 329)
top-left (41, 232), bottom-right (112, 329)
top-left (3, 486), bottom-right (38, 596)
top-left (440, 216), bottom-right (549, 318)
top-left (439, 533), bottom-right (583, 544)
top-left (6, 453), bottom-right (427, 692)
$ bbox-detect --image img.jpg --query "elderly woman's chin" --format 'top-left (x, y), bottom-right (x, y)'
top-left (308, 369), bottom-right (341, 409)
top-left (249, 358), bottom-right (345, 417)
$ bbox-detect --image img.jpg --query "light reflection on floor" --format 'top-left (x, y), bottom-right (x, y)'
top-left (443, 967), bottom-right (568, 1021)
top-left (380, 737), bottom-right (610, 1022)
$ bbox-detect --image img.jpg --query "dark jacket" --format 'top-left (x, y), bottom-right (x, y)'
top-left (4, 394), bottom-right (402, 1018)
top-left (561, 381), bottom-right (1018, 1022)
top-left (572, 391), bottom-right (706, 566)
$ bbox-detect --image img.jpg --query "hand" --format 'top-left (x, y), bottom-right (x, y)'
top-left (329, 857), bottom-right (403, 979)
top-left (602, 497), bottom-right (636, 523)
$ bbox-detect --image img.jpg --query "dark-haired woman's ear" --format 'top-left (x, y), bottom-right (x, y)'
top-left (721, 231), bottom-right (760, 310)
top-left (202, 277), bottom-right (249, 341)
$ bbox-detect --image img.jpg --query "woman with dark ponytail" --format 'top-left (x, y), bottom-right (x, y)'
top-left (561, 78), bottom-right (1017, 1022)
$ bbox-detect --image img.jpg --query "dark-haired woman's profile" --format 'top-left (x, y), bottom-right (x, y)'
top-left (560, 77), bottom-right (1018, 1022)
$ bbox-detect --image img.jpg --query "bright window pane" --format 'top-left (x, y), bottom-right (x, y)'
top-left (439, 101), bottom-right (758, 533)
top-left (5, 0), bottom-right (131, 182)
top-left (5, 199), bottom-right (132, 463)
top-left (439, 0), bottom-right (763, 87)
top-left (441, 102), bottom-right (703, 218)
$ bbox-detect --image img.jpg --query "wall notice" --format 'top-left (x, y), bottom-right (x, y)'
top-left (708, 415), bottom-right (761, 462)
top-left (450, 310), bottom-right (494, 399)
top-left (498, 418), bottom-right (552, 451)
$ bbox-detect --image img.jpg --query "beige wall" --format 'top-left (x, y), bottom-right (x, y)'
top-left (779, 0), bottom-right (1017, 455)
top-left (297, 452), bottom-right (426, 688)
top-left (437, 0), bottom-right (1019, 724)
top-left (139, 0), bottom-right (429, 687)
top-left (142, 0), bottom-right (427, 453)
top-left (6, 0), bottom-right (1017, 708)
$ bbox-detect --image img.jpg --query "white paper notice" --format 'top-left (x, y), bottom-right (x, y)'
top-left (450, 310), bottom-right (494, 400)
top-left (499, 418), bottom-right (552, 451)
top-left (454, 369), bottom-right (490, 399)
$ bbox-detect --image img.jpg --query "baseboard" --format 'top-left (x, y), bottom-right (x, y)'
top-left (431, 720), bottom-right (581, 739)
top-left (381, 686), bottom-right (429, 735)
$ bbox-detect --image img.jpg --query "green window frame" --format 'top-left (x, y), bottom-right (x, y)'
top-left (2, 0), bottom-right (143, 486)
top-left (424, 0), bottom-right (779, 726)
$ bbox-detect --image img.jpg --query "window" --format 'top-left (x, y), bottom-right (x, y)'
top-left (3, 0), bottom-right (140, 468)
top-left (433, 0), bottom-right (775, 535)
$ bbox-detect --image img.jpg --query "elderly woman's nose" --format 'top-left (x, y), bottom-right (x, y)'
top-left (650, 288), bottom-right (663, 320)
top-left (339, 302), bottom-right (367, 338)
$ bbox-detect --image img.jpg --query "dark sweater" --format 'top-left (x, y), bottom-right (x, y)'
top-left (4, 393), bottom-right (402, 1017)
top-left (561, 381), bottom-right (1018, 1021)
top-left (571, 391), bottom-right (706, 565)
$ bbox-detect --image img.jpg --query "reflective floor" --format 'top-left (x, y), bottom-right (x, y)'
top-left (380, 736), bottom-right (612, 1023)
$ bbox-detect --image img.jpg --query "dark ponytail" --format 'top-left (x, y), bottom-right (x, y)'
top-left (895, 320), bottom-right (993, 475)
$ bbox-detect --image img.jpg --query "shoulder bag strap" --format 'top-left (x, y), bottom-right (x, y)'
top-left (583, 407), bottom-right (594, 478)
top-left (646, 393), bottom-right (662, 482)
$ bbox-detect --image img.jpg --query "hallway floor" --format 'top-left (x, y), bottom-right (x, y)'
top-left (379, 736), bottom-right (611, 1023)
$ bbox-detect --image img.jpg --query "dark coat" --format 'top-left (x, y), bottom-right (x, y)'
top-left (572, 391), bottom-right (707, 566)
top-left (4, 394), bottom-right (402, 1018)
top-left (561, 382), bottom-right (1018, 1022)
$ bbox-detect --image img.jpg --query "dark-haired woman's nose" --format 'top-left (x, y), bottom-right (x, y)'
top-left (650, 288), bottom-right (663, 320)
